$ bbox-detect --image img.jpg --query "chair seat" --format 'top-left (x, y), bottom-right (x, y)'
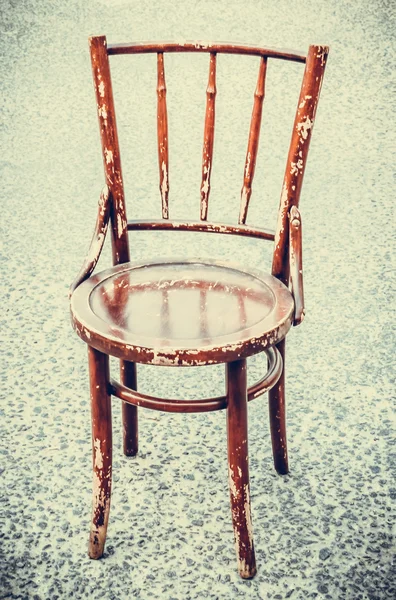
top-left (70, 259), bottom-right (294, 366)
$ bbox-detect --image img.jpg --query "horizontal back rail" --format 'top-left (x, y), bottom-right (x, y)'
top-left (127, 219), bottom-right (275, 241)
top-left (107, 41), bottom-right (306, 62)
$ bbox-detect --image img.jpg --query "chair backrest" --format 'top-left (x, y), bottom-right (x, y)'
top-left (89, 37), bottom-right (328, 285)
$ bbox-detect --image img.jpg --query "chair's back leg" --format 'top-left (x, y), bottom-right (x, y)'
top-left (268, 338), bottom-right (288, 474)
top-left (226, 359), bottom-right (256, 579)
top-left (121, 360), bottom-right (138, 456)
top-left (89, 37), bottom-right (139, 454)
top-left (88, 346), bottom-right (113, 559)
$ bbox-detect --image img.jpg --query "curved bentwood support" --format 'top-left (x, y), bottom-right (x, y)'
top-left (74, 37), bottom-right (329, 579)
top-left (109, 346), bottom-right (282, 413)
top-left (69, 185), bottom-right (111, 298)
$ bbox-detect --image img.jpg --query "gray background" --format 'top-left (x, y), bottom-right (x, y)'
top-left (1, 1), bottom-right (395, 598)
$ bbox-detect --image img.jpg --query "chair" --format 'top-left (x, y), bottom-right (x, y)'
top-left (69, 37), bottom-right (329, 579)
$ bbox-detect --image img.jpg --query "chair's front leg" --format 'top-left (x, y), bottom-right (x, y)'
top-left (120, 360), bottom-right (138, 456)
top-left (88, 346), bottom-right (112, 559)
top-left (268, 338), bottom-right (289, 474)
top-left (226, 359), bottom-right (256, 579)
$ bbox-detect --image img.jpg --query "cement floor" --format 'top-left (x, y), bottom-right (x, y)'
top-left (1, 1), bottom-right (395, 598)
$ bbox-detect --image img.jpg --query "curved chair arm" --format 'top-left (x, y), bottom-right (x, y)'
top-left (289, 205), bottom-right (305, 326)
top-left (69, 185), bottom-right (112, 298)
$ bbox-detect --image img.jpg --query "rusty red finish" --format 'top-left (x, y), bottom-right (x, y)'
top-left (157, 53), bottom-right (169, 219)
top-left (289, 206), bottom-right (305, 326)
top-left (88, 346), bottom-right (112, 559)
top-left (70, 36), bottom-right (329, 578)
top-left (127, 218), bottom-right (275, 240)
top-left (70, 259), bottom-right (294, 366)
top-left (200, 52), bottom-right (217, 220)
top-left (239, 57), bottom-right (267, 225)
top-left (272, 45), bottom-right (329, 285)
top-left (89, 37), bottom-right (138, 460)
top-left (268, 339), bottom-right (288, 474)
top-left (227, 359), bottom-right (256, 578)
top-left (89, 36), bottom-right (130, 266)
top-left (121, 360), bottom-right (138, 456)
top-left (107, 41), bottom-right (306, 62)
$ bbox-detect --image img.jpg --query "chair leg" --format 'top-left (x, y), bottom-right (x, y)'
top-left (121, 360), bottom-right (138, 456)
top-left (226, 359), bottom-right (256, 579)
top-left (268, 338), bottom-right (289, 474)
top-left (88, 346), bottom-right (112, 559)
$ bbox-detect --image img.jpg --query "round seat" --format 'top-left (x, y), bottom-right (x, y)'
top-left (70, 259), bottom-right (294, 366)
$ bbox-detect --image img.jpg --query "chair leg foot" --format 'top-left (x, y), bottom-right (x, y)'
top-left (88, 346), bottom-right (112, 559)
top-left (226, 359), bottom-right (257, 579)
top-left (268, 339), bottom-right (289, 475)
top-left (121, 360), bottom-right (138, 457)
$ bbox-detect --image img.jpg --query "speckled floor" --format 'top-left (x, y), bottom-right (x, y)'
top-left (1, 1), bottom-right (395, 599)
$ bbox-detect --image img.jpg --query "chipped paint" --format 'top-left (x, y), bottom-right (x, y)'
top-left (98, 104), bottom-right (108, 121)
top-left (290, 158), bottom-right (304, 175)
top-left (240, 188), bottom-right (249, 223)
top-left (316, 45), bottom-right (328, 66)
top-left (104, 148), bottom-right (114, 164)
top-left (228, 465), bottom-right (239, 500)
top-left (160, 160), bottom-right (169, 217)
top-left (298, 94), bottom-right (312, 109)
top-left (98, 80), bottom-right (105, 98)
top-left (297, 116), bottom-right (314, 140)
top-left (274, 183), bottom-right (289, 251)
top-left (201, 162), bottom-right (211, 195)
top-left (94, 438), bottom-right (104, 469)
top-left (117, 213), bottom-right (124, 238)
top-left (244, 484), bottom-right (254, 547)
top-left (244, 152), bottom-right (251, 179)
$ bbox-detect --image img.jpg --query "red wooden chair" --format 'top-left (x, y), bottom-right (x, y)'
top-left (70, 37), bottom-right (328, 579)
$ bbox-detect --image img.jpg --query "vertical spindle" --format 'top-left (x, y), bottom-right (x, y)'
top-left (239, 57), bottom-right (267, 225)
top-left (157, 52), bottom-right (169, 219)
top-left (200, 52), bottom-right (217, 221)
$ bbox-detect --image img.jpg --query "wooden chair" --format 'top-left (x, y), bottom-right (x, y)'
top-left (70, 37), bottom-right (328, 579)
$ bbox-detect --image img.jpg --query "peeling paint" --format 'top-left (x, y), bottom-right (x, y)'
top-left (201, 161), bottom-right (211, 196)
top-left (298, 94), bottom-right (312, 109)
top-left (244, 152), bottom-right (251, 179)
top-left (161, 160), bottom-right (169, 217)
top-left (290, 158), bottom-right (304, 176)
top-left (228, 465), bottom-right (239, 500)
top-left (316, 45), bottom-right (328, 66)
top-left (117, 213), bottom-right (124, 238)
top-left (244, 484), bottom-right (254, 547)
top-left (274, 183), bottom-right (289, 251)
top-left (297, 116), bottom-right (314, 140)
top-left (240, 188), bottom-right (249, 223)
top-left (94, 438), bottom-right (104, 470)
top-left (104, 148), bottom-right (114, 164)
top-left (98, 104), bottom-right (108, 121)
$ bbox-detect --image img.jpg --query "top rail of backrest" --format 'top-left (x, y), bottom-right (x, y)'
top-left (106, 41), bottom-right (306, 63)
